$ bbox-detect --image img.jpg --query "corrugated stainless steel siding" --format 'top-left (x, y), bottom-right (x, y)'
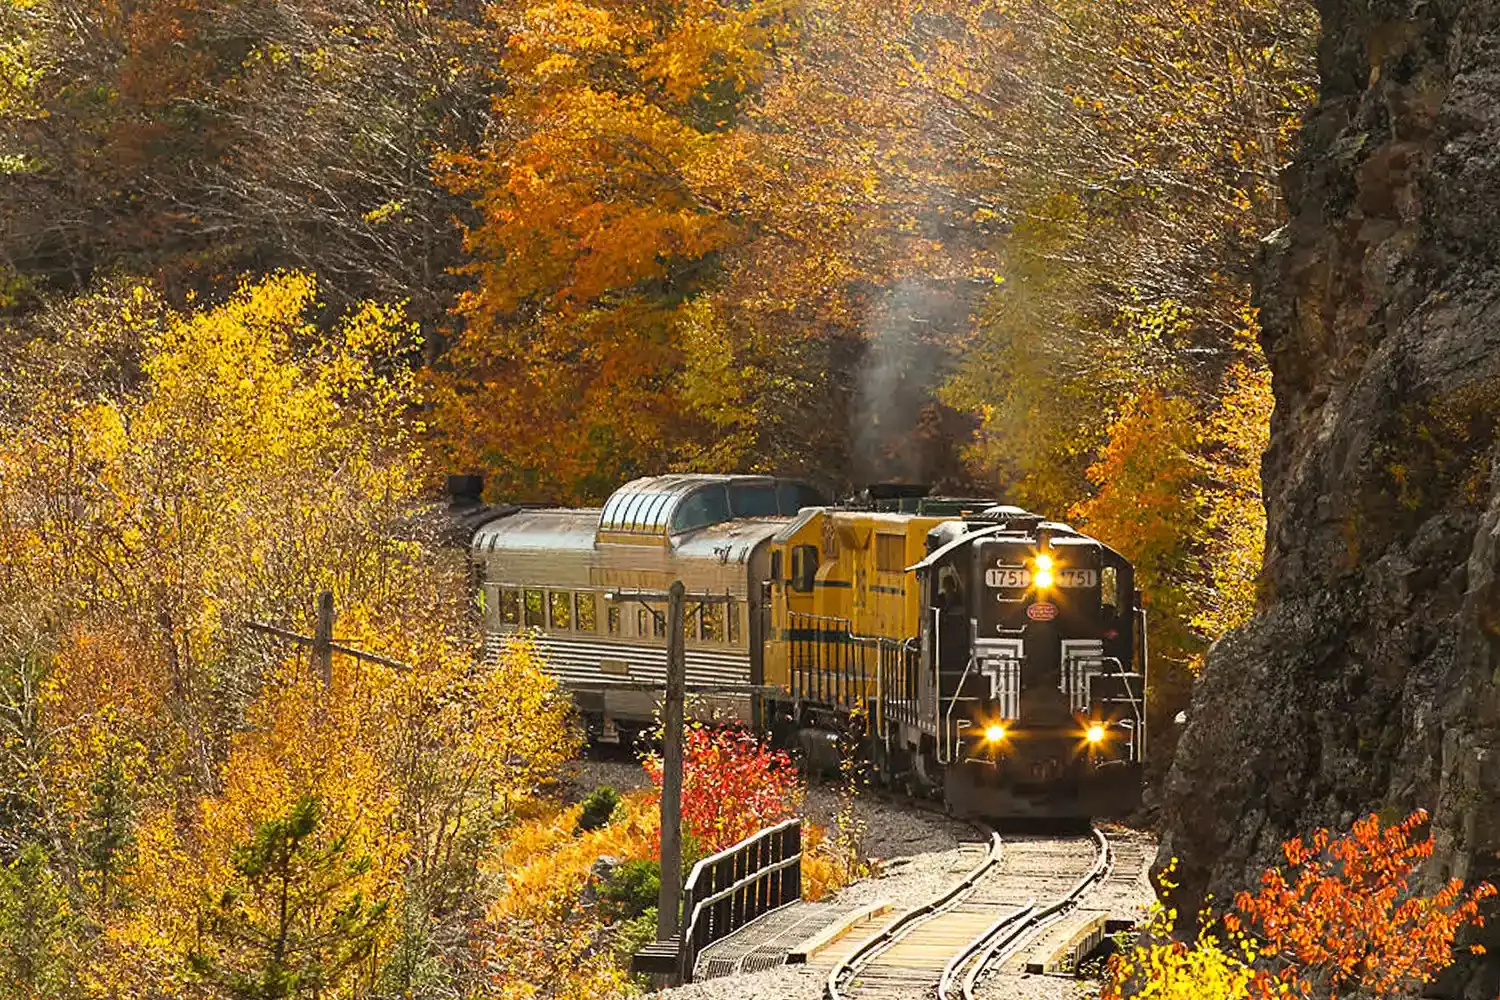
top-left (485, 631), bottom-right (753, 687)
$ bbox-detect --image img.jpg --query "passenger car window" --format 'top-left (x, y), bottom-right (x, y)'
top-left (501, 589), bottom-right (521, 626)
top-left (549, 592), bottom-right (571, 629)
top-left (730, 484), bottom-right (779, 517)
top-left (575, 592), bottom-right (596, 631)
top-left (524, 590), bottom-right (545, 628)
top-left (701, 604), bottom-right (723, 642)
top-left (671, 486), bottom-right (731, 533)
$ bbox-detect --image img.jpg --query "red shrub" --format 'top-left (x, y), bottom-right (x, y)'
top-left (642, 724), bottom-right (804, 853)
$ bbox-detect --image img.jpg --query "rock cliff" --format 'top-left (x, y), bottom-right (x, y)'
top-left (1156, 0), bottom-right (1500, 994)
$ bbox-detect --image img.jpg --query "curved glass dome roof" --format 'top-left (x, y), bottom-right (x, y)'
top-left (598, 475), bottom-right (826, 538)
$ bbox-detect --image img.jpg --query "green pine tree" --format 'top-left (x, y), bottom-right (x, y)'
top-left (189, 796), bottom-right (389, 1000)
top-left (0, 843), bottom-right (79, 1000)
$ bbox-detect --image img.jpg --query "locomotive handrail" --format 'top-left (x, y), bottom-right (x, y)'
top-left (939, 653), bottom-right (977, 765)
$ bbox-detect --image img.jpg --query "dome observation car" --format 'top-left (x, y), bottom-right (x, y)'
top-left (596, 475), bottom-right (826, 542)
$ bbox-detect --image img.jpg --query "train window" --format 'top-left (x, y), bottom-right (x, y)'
top-left (777, 482), bottom-right (827, 514)
top-left (637, 608), bottom-right (649, 637)
top-left (1101, 566), bottom-right (1119, 612)
top-left (730, 483), bottom-right (779, 517)
top-left (701, 603), bottom-right (723, 642)
top-left (524, 590), bottom-right (545, 628)
top-left (876, 534), bottom-right (905, 573)
top-left (500, 589), bottom-right (521, 626)
top-left (671, 486), bottom-right (731, 534)
top-left (770, 550), bottom-right (783, 581)
top-left (549, 592), bottom-right (571, 629)
top-left (607, 605), bottom-right (621, 635)
top-left (790, 545), bottom-right (819, 593)
top-left (575, 592), bottom-right (597, 631)
top-left (727, 600), bottom-right (741, 644)
top-left (654, 608), bottom-right (667, 638)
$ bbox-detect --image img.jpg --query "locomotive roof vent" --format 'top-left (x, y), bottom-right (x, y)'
top-left (967, 504), bottom-right (1041, 528)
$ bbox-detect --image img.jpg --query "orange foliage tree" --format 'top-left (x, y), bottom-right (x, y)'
top-left (1105, 810), bottom-right (1495, 1000)
top-left (430, 0), bottom-right (783, 500)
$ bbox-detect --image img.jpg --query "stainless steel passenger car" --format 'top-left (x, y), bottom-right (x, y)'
top-left (468, 475), bottom-right (826, 742)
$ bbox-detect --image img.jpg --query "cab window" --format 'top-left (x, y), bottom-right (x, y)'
top-left (500, 589), bottom-right (521, 626)
top-left (1101, 566), bottom-right (1119, 612)
top-left (727, 600), bottom-right (741, 644)
top-left (607, 604), bottom-right (621, 635)
top-left (791, 545), bottom-right (819, 593)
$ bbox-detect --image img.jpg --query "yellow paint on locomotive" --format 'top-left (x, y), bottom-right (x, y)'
top-left (761, 509), bottom-right (952, 700)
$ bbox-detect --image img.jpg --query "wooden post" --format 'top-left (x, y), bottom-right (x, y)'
top-left (658, 580), bottom-right (686, 942)
top-left (313, 590), bottom-right (334, 688)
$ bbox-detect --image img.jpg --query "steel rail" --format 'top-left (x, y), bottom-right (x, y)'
top-left (952, 825), bottom-right (1111, 1000)
top-left (825, 829), bottom-right (1003, 1000)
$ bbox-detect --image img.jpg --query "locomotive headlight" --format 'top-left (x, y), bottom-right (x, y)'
top-left (984, 724), bottom-right (1007, 743)
top-left (1033, 568), bottom-right (1054, 589)
top-left (1034, 554), bottom-right (1054, 572)
top-left (1086, 724), bottom-right (1106, 744)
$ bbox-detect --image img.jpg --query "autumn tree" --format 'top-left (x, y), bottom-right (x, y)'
top-left (189, 796), bottom-right (390, 1000)
top-left (0, 0), bottom-right (490, 322)
top-left (642, 723), bottom-right (803, 853)
top-left (1106, 811), bottom-right (1495, 1000)
top-left (431, 0), bottom-right (784, 500)
top-left (0, 270), bottom-right (589, 995)
top-left (0, 842), bottom-right (79, 1000)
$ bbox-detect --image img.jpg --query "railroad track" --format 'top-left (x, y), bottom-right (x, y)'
top-left (826, 826), bottom-right (1109, 1000)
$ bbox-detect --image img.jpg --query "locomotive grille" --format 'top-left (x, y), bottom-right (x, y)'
top-left (976, 638), bottom-right (1023, 721)
top-left (1060, 640), bottom-right (1105, 714)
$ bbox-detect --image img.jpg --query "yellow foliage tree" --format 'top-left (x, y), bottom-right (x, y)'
top-left (105, 638), bottom-right (576, 998)
top-left (0, 273), bottom-right (585, 997)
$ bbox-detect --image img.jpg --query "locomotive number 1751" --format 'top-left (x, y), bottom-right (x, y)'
top-left (985, 567), bottom-right (1032, 588)
top-left (986, 566), bottom-right (1100, 588)
top-left (1056, 568), bottom-right (1099, 588)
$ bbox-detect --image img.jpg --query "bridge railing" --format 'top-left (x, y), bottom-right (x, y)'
top-left (676, 817), bottom-right (802, 982)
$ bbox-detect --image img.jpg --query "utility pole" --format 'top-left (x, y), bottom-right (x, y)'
top-left (658, 580), bottom-right (686, 942)
top-left (313, 590), bottom-right (335, 688)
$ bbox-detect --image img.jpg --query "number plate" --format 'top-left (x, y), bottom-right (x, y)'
top-left (985, 567), bottom-right (1032, 588)
top-left (1057, 568), bottom-right (1099, 588)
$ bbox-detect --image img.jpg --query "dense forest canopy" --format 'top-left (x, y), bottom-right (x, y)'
top-left (0, 0), bottom-right (1315, 996)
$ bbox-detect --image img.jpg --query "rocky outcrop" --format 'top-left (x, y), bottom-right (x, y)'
top-left (1156, 0), bottom-right (1500, 994)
